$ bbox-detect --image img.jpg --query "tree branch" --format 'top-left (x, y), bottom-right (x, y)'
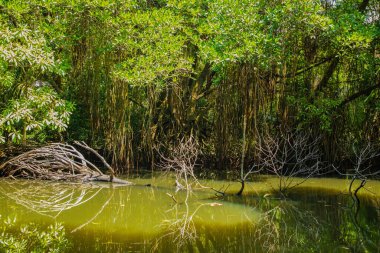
top-left (275, 57), bottom-right (333, 78)
top-left (315, 57), bottom-right (339, 92)
top-left (339, 82), bottom-right (380, 108)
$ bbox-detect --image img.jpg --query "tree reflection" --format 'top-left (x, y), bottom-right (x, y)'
top-left (0, 180), bottom-right (106, 218)
top-left (153, 192), bottom-right (380, 253)
top-left (253, 197), bottom-right (322, 252)
top-left (334, 193), bottom-right (380, 252)
top-left (1, 179), bottom-right (379, 252)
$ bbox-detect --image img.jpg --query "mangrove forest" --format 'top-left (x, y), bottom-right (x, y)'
top-left (0, 0), bottom-right (380, 252)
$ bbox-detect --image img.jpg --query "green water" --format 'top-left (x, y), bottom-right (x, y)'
top-left (0, 176), bottom-right (379, 252)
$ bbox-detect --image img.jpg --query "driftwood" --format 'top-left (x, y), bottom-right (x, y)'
top-left (0, 142), bottom-right (132, 185)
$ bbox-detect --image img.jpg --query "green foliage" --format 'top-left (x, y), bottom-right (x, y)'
top-left (0, 0), bottom-right (378, 167)
top-left (0, 216), bottom-right (70, 253)
top-left (199, 0), bottom-right (332, 68)
top-left (0, 26), bottom-right (56, 73)
top-left (0, 13), bottom-right (63, 91)
top-left (0, 87), bottom-right (74, 144)
top-left (0, 2), bottom-right (71, 144)
top-left (113, 8), bottom-right (194, 88)
top-left (288, 95), bottom-right (341, 133)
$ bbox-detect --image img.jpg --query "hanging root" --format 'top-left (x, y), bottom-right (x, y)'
top-left (0, 143), bottom-right (132, 184)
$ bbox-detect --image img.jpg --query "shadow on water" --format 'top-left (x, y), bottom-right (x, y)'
top-left (0, 178), bottom-right (379, 252)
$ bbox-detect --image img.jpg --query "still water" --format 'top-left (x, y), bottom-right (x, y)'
top-left (0, 175), bottom-right (379, 252)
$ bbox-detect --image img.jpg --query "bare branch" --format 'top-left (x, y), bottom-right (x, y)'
top-left (157, 135), bottom-right (226, 199)
top-left (0, 143), bottom-right (131, 184)
top-left (244, 130), bottom-right (325, 194)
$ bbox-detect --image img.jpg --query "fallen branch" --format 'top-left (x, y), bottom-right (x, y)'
top-left (74, 141), bottom-right (115, 181)
top-left (0, 143), bottom-right (131, 184)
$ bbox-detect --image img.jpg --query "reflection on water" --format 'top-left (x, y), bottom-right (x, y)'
top-left (0, 181), bottom-right (104, 218)
top-left (0, 177), bottom-right (379, 252)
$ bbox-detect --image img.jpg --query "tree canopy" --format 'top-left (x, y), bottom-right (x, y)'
top-left (0, 0), bottom-right (379, 173)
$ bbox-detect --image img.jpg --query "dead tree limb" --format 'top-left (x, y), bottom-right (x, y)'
top-left (335, 142), bottom-right (380, 215)
top-left (74, 141), bottom-right (115, 182)
top-left (0, 143), bottom-right (131, 184)
top-left (241, 130), bottom-right (325, 195)
top-left (158, 136), bottom-right (226, 199)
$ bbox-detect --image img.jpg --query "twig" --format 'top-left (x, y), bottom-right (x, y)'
top-left (166, 192), bottom-right (177, 203)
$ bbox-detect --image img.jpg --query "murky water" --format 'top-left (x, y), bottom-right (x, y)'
top-left (0, 175), bottom-right (379, 252)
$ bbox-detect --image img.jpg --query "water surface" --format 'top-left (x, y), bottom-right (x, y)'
top-left (0, 175), bottom-right (379, 252)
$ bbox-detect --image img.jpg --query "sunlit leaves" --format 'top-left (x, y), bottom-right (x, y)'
top-left (112, 8), bottom-right (193, 88)
top-left (328, 4), bottom-right (377, 55)
top-left (197, 0), bottom-right (334, 69)
top-left (0, 87), bottom-right (74, 144)
top-left (0, 26), bottom-right (57, 73)
top-left (0, 216), bottom-right (70, 252)
top-left (0, 0), bottom-right (378, 165)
